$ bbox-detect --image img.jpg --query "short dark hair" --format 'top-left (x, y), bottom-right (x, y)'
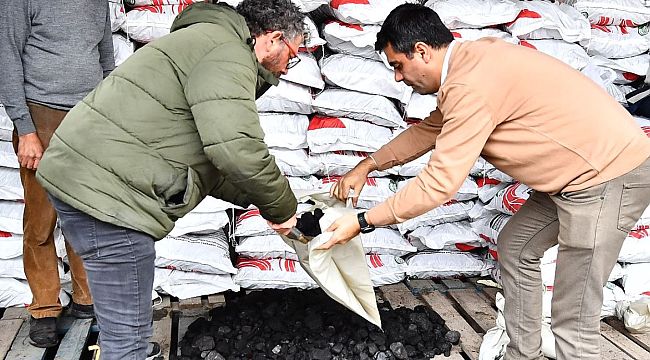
top-left (237, 0), bottom-right (305, 39)
top-left (375, 3), bottom-right (454, 55)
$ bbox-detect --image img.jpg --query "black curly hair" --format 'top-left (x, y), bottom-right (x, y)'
top-left (237, 0), bottom-right (305, 39)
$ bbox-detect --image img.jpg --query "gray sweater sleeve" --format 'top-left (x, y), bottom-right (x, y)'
top-left (0, 1), bottom-right (35, 135)
top-left (99, 2), bottom-right (115, 78)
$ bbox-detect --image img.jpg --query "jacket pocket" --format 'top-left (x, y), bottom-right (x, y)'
top-left (617, 183), bottom-right (650, 233)
top-left (160, 167), bottom-right (202, 219)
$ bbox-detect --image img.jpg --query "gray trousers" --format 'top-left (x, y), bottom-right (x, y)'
top-left (498, 157), bottom-right (650, 360)
top-left (50, 195), bottom-right (155, 360)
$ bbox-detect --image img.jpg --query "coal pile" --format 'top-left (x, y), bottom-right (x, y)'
top-left (179, 289), bottom-right (460, 360)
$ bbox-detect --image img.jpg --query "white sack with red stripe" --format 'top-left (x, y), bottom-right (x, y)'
top-left (321, 54), bottom-right (412, 102)
top-left (424, 0), bottom-right (520, 29)
top-left (109, 1), bottom-right (126, 32)
top-left (127, 0), bottom-right (196, 5)
top-left (0, 201), bottom-right (24, 235)
top-left (405, 93), bottom-right (437, 121)
top-left (398, 176), bottom-right (478, 202)
top-left (155, 230), bottom-right (236, 274)
top-left (235, 234), bottom-right (298, 261)
top-left (302, 16), bottom-right (327, 52)
top-left (233, 257), bottom-right (318, 290)
top-left (0, 168), bottom-right (22, 201)
top-left (269, 148), bottom-right (318, 176)
top-left (397, 201), bottom-right (475, 233)
top-left (361, 228), bottom-right (417, 256)
top-left (153, 268), bottom-right (239, 299)
top-left (470, 210), bottom-right (511, 245)
top-left (322, 21), bottom-right (382, 61)
top-left (0, 278), bottom-right (32, 308)
top-left (315, 177), bottom-right (398, 209)
top-left (407, 221), bottom-right (484, 250)
top-left (405, 250), bottom-right (493, 278)
top-left (505, 1), bottom-right (590, 43)
top-left (0, 105), bottom-right (12, 141)
top-left (366, 254), bottom-right (407, 287)
top-left (622, 262), bottom-right (650, 299)
top-left (122, 4), bottom-right (189, 43)
top-left (0, 142), bottom-right (19, 169)
top-left (235, 208), bottom-right (275, 237)
top-left (310, 150), bottom-right (398, 177)
top-left (312, 88), bottom-right (405, 129)
top-left (476, 177), bottom-right (509, 203)
top-left (330, 0), bottom-right (417, 25)
top-left (259, 113), bottom-right (309, 150)
top-left (591, 54), bottom-right (650, 82)
top-left (450, 28), bottom-right (519, 44)
top-left (573, 0), bottom-right (650, 27)
top-left (256, 80), bottom-right (313, 114)
top-left (287, 176), bottom-right (320, 193)
top-left (0, 231), bottom-right (24, 259)
top-left (581, 25), bottom-right (650, 59)
top-left (618, 205), bottom-right (650, 263)
top-left (281, 52), bottom-right (325, 90)
top-left (486, 182), bottom-right (532, 216)
top-left (519, 39), bottom-right (590, 70)
top-left (307, 116), bottom-right (392, 153)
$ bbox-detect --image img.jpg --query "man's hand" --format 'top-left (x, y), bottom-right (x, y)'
top-left (268, 215), bottom-right (298, 236)
top-left (329, 157), bottom-right (377, 207)
top-left (317, 213), bottom-right (360, 250)
top-left (17, 133), bottom-right (44, 170)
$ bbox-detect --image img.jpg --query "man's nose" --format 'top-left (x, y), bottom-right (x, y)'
top-left (394, 71), bottom-right (403, 82)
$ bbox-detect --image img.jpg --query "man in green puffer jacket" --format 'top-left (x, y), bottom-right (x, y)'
top-left (36, 1), bottom-right (304, 358)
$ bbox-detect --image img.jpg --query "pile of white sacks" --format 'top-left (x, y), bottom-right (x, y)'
top-left (2, 1), bottom-right (650, 339)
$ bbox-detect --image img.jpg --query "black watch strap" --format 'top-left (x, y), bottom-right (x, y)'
top-left (357, 212), bottom-right (375, 233)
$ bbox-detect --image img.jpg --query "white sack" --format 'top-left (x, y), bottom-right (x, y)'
top-left (155, 230), bottom-right (236, 274)
top-left (256, 80), bottom-right (312, 114)
top-left (361, 228), bottom-right (417, 256)
top-left (0, 142), bottom-right (19, 169)
top-left (519, 39), bottom-right (590, 70)
top-left (313, 88), bottom-right (405, 128)
top-left (398, 176), bottom-right (478, 202)
top-left (269, 148), bottom-right (318, 176)
top-left (121, 5), bottom-right (188, 43)
top-left (281, 52), bottom-right (325, 90)
top-left (112, 33), bottom-right (135, 67)
top-left (234, 208), bottom-right (275, 237)
top-left (234, 257), bottom-right (318, 290)
top-left (405, 93), bottom-right (437, 121)
top-left (425, 0), bottom-right (520, 29)
top-left (311, 150), bottom-right (398, 177)
top-left (330, 0), bottom-right (417, 25)
top-left (397, 200), bottom-right (474, 234)
top-left (405, 250), bottom-right (493, 278)
top-left (486, 182), bottom-right (532, 215)
top-left (0, 104), bottom-right (14, 141)
top-left (398, 151), bottom-right (433, 177)
top-left (573, 0), bottom-right (650, 27)
top-left (0, 167), bottom-right (22, 200)
top-left (450, 28), bottom-right (519, 44)
top-left (109, 1), bottom-right (126, 32)
top-left (408, 221), bottom-right (483, 251)
top-left (506, 1), bottom-right (590, 43)
top-left (582, 25), bottom-right (650, 59)
top-left (259, 113), bottom-right (309, 150)
top-left (235, 234), bottom-right (298, 260)
top-left (0, 201), bottom-right (24, 235)
top-left (154, 268), bottom-right (239, 300)
top-left (307, 115), bottom-right (392, 154)
top-left (321, 54), bottom-right (412, 103)
top-left (367, 254), bottom-right (407, 287)
top-left (322, 21), bottom-right (382, 61)
top-left (168, 209), bottom-right (229, 237)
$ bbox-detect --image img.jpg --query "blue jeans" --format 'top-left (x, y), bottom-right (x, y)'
top-left (50, 195), bottom-right (155, 360)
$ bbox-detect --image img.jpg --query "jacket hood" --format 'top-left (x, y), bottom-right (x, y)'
top-left (171, 3), bottom-right (279, 87)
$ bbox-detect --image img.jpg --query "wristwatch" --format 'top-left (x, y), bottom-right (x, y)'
top-left (357, 212), bottom-right (376, 234)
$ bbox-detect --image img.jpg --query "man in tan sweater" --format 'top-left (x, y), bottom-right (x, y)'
top-left (325, 4), bottom-right (650, 360)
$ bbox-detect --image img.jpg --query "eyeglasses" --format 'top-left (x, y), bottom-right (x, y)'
top-left (280, 36), bottom-right (301, 69)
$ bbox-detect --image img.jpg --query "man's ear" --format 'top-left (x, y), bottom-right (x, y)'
top-left (413, 41), bottom-right (431, 62)
top-left (267, 30), bottom-right (283, 48)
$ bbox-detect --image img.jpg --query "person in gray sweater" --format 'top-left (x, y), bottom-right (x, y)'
top-left (0, 0), bottom-right (114, 348)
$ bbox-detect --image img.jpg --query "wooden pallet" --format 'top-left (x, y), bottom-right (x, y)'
top-left (382, 278), bottom-right (650, 360)
top-left (0, 307), bottom-right (95, 360)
